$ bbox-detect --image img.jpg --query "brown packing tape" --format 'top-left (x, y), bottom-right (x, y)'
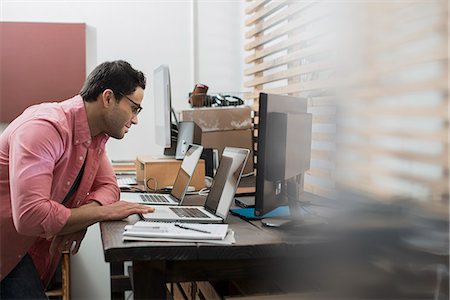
top-left (180, 106), bottom-right (253, 132)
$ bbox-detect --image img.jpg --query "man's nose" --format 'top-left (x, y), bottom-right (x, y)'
top-left (131, 114), bottom-right (138, 125)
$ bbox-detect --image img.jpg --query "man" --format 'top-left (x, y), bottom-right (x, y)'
top-left (0, 60), bottom-right (154, 299)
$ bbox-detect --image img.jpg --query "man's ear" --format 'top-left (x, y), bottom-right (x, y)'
top-left (101, 89), bottom-right (114, 108)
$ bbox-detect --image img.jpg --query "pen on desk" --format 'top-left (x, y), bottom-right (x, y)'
top-left (174, 223), bottom-right (211, 234)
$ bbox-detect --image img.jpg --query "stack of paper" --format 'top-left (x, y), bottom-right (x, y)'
top-left (123, 221), bottom-right (235, 244)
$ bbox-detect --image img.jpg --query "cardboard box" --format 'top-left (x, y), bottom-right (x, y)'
top-left (201, 129), bottom-right (254, 174)
top-left (180, 106), bottom-right (254, 174)
top-left (135, 156), bottom-right (205, 191)
top-left (180, 106), bottom-right (252, 132)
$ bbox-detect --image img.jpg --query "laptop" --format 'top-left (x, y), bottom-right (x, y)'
top-left (140, 147), bottom-right (250, 223)
top-left (121, 144), bottom-right (203, 205)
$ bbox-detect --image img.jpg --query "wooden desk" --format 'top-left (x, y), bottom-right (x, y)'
top-left (100, 192), bottom-right (447, 299)
top-left (100, 210), bottom-right (333, 300)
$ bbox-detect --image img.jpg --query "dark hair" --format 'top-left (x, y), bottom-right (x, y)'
top-left (80, 60), bottom-right (146, 102)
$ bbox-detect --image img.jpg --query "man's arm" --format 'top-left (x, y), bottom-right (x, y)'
top-left (57, 147), bottom-right (154, 235)
top-left (83, 151), bottom-right (120, 206)
top-left (9, 120), bottom-right (71, 238)
top-left (9, 120), bottom-right (153, 239)
top-left (50, 201), bottom-right (153, 255)
top-left (57, 201), bottom-right (154, 235)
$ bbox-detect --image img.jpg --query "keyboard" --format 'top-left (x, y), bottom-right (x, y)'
top-left (117, 177), bottom-right (137, 186)
top-left (139, 194), bottom-right (170, 203)
top-left (170, 207), bottom-right (209, 218)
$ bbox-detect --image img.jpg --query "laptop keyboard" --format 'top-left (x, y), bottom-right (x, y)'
top-left (117, 177), bottom-right (137, 185)
top-left (170, 207), bottom-right (209, 218)
top-left (139, 194), bottom-right (170, 203)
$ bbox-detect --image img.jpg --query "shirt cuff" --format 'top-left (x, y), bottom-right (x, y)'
top-left (41, 202), bottom-right (71, 238)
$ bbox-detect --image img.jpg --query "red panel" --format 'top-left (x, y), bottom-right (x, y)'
top-left (0, 22), bottom-right (86, 123)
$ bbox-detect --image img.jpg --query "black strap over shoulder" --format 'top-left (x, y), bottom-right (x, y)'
top-left (62, 160), bottom-right (86, 206)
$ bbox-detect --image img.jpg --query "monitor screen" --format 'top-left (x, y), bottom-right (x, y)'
top-left (153, 65), bottom-right (177, 155)
top-left (171, 144), bottom-right (204, 201)
top-left (254, 93), bottom-right (312, 216)
top-left (205, 147), bottom-right (249, 219)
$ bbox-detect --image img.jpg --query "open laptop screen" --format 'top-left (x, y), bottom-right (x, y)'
top-left (171, 145), bottom-right (203, 200)
top-left (204, 147), bottom-right (249, 219)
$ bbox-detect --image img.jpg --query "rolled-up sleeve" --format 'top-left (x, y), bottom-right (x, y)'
top-left (85, 152), bottom-right (120, 206)
top-left (9, 120), bottom-right (71, 238)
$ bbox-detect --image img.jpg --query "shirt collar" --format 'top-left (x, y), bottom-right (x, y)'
top-left (64, 95), bottom-right (110, 147)
top-left (64, 95), bottom-right (93, 146)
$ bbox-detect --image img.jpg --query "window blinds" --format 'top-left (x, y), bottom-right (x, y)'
top-left (244, 0), bottom-right (449, 202)
top-left (335, 1), bottom-right (449, 202)
top-left (245, 0), bottom-right (337, 198)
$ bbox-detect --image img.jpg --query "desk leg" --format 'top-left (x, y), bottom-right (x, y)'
top-left (133, 261), bottom-right (166, 300)
top-left (110, 262), bottom-right (125, 300)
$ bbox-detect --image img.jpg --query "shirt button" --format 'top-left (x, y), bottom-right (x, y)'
top-left (75, 139), bottom-right (79, 144)
top-left (86, 140), bottom-right (91, 145)
top-left (79, 156), bottom-right (84, 161)
top-left (67, 181), bottom-right (71, 186)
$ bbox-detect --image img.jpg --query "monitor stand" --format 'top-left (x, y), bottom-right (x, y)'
top-left (261, 217), bottom-right (291, 227)
top-left (261, 213), bottom-right (326, 228)
top-left (163, 140), bottom-right (177, 157)
top-left (162, 121), bottom-right (178, 157)
top-left (261, 176), bottom-right (327, 228)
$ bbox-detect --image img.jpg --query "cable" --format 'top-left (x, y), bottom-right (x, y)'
top-left (241, 171), bottom-right (255, 178)
top-left (185, 187), bottom-right (210, 196)
top-left (198, 187), bottom-right (210, 196)
top-left (121, 186), bottom-right (146, 192)
top-left (145, 177), bottom-right (158, 192)
top-left (204, 176), bottom-right (213, 188)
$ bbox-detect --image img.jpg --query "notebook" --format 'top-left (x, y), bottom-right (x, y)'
top-left (123, 221), bottom-right (229, 240)
top-left (120, 144), bottom-right (203, 205)
top-left (140, 147), bottom-right (250, 223)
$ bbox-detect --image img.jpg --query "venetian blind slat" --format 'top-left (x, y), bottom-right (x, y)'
top-left (338, 144), bottom-right (448, 166)
top-left (245, 0), bottom-right (316, 38)
top-left (338, 127), bottom-right (448, 142)
top-left (350, 77), bottom-right (447, 99)
top-left (244, 30), bottom-right (323, 63)
top-left (245, 0), bottom-right (270, 15)
top-left (244, 46), bottom-right (329, 76)
top-left (247, 79), bottom-right (333, 100)
top-left (245, 0), bottom-right (290, 27)
top-left (245, 9), bottom-right (329, 51)
top-left (244, 61), bottom-right (333, 88)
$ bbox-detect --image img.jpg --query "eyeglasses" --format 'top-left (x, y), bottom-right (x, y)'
top-left (119, 93), bottom-right (143, 115)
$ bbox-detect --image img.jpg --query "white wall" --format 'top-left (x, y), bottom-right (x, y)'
top-left (1, 1), bottom-right (245, 299)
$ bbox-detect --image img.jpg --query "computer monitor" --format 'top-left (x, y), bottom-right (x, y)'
top-left (254, 93), bottom-right (313, 226)
top-left (153, 65), bottom-right (177, 156)
top-left (153, 65), bottom-right (202, 159)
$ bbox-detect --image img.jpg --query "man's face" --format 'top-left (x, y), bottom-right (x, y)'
top-left (104, 87), bottom-right (144, 139)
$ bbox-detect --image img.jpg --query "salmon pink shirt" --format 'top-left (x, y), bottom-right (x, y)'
top-left (0, 95), bottom-right (119, 286)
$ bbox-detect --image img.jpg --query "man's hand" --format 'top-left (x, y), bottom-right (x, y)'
top-left (57, 201), bottom-right (155, 236)
top-left (101, 201), bottom-right (155, 221)
top-left (49, 228), bottom-right (87, 255)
